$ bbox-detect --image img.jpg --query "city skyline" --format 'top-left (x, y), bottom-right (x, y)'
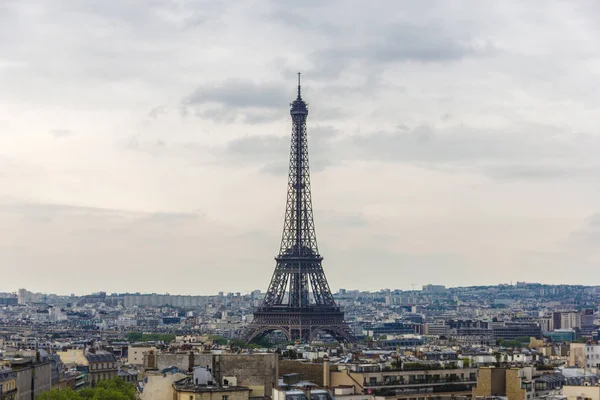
top-left (2, 1), bottom-right (600, 294)
top-left (3, 281), bottom-right (598, 298)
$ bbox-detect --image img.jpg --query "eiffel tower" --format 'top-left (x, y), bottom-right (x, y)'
top-left (243, 75), bottom-right (355, 343)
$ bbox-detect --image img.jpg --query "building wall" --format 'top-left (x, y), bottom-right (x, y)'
top-left (56, 350), bottom-right (88, 366)
top-left (561, 312), bottom-right (582, 330)
top-left (585, 344), bottom-right (600, 368)
top-left (151, 353), bottom-right (278, 398)
top-left (279, 361), bottom-right (324, 386)
top-left (15, 368), bottom-right (33, 400)
top-left (128, 346), bottom-right (156, 366)
top-left (330, 371), bottom-right (362, 394)
top-left (154, 354), bottom-right (194, 372)
top-left (472, 367), bottom-right (506, 398)
top-left (88, 362), bottom-right (118, 385)
top-left (563, 385), bottom-right (600, 400)
top-left (175, 389), bottom-right (249, 400)
top-left (539, 317), bottom-right (553, 333)
top-left (504, 369), bottom-right (526, 400)
top-left (570, 343), bottom-right (586, 367)
top-left (14, 363), bottom-right (52, 400)
top-left (331, 367), bottom-right (477, 396)
top-left (140, 371), bottom-right (187, 400)
top-left (0, 376), bottom-right (17, 400)
top-left (211, 354), bottom-right (278, 398)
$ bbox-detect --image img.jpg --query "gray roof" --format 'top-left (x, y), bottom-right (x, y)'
top-left (85, 352), bottom-right (117, 363)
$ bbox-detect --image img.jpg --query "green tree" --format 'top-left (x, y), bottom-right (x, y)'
top-left (38, 378), bottom-right (135, 400)
top-left (38, 389), bottom-right (81, 400)
top-left (126, 332), bottom-right (143, 342)
top-left (126, 332), bottom-right (175, 343)
top-left (208, 335), bottom-right (228, 345)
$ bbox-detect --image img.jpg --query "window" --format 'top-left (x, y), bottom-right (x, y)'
top-left (222, 396), bottom-right (229, 400)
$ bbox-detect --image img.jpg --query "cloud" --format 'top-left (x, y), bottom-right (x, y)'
top-left (50, 129), bottom-right (73, 138)
top-left (148, 106), bottom-right (166, 119)
top-left (184, 80), bottom-right (290, 109)
top-left (218, 122), bottom-right (596, 181)
top-left (182, 79), bottom-right (293, 124)
top-left (0, 202), bottom-right (200, 224)
top-left (318, 210), bottom-right (369, 228)
top-left (4, 0), bottom-right (600, 293)
top-left (221, 126), bottom-right (338, 174)
top-left (568, 214), bottom-right (600, 247)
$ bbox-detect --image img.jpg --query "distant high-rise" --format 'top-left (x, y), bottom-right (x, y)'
top-left (243, 75), bottom-right (354, 343)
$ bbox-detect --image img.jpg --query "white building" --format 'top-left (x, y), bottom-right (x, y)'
top-left (585, 344), bottom-right (600, 368)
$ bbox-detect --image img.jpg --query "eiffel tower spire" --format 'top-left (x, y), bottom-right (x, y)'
top-left (243, 75), bottom-right (355, 343)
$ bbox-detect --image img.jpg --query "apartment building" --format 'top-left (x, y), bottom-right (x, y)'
top-left (472, 366), bottom-right (562, 400)
top-left (0, 367), bottom-right (17, 400)
top-left (85, 352), bottom-right (118, 385)
top-left (327, 362), bottom-right (478, 399)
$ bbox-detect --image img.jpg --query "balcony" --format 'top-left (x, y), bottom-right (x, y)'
top-left (372, 383), bottom-right (476, 397)
top-left (364, 377), bottom-right (477, 388)
top-left (0, 387), bottom-right (18, 399)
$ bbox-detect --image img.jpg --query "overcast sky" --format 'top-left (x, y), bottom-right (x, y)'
top-left (1, 0), bottom-right (600, 295)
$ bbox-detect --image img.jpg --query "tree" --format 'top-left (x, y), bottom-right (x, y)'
top-left (38, 390), bottom-right (81, 400)
top-left (126, 332), bottom-right (175, 343)
top-left (38, 378), bottom-right (135, 400)
top-left (208, 335), bottom-right (228, 345)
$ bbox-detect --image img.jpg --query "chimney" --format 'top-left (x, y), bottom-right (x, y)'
top-left (147, 350), bottom-right (157, 370)
top-left (188, 351), bottom-right (194, 373)
top-left (323, 356), bottom-right (330, 388)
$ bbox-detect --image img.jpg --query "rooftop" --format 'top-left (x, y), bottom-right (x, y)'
top-left (85, 352), bottom-right (117, 363)
top-left (174, 377), bottom-right (251, 393)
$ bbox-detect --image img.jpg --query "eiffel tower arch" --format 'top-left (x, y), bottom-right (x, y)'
top-left (243, 75), bottom-right (355, 344)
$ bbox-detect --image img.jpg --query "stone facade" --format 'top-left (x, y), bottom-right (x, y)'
top-left (13, 362), bottom-right (52, 400)
top-left (472, 367), bottom-right (527, 400)
top-left (174, 386), bottom-right (250, 400)
top-left (86, 352), bottom-right (118, 385)
top-left (0, 367), bottom-right (17, 400)
top-left (147, 353), bottom-right (278, 398)
top-left (279, 360), bottom-right (325, 386)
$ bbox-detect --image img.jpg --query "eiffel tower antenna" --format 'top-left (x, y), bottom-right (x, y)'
top-left (243, 75), bottom-right (354, 343)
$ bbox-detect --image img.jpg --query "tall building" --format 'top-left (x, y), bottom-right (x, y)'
top-left (581, 308), bottom-right (595, 334)
top-left (243, 75), bottom-right (354, 343)
top-left (422, 284), bottom-right (446, 293)
top-left (561, 311), bottom-right (582, 330)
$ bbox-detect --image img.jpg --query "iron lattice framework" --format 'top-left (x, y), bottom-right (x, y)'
top-left (244, 75), bottom-right (355, 343)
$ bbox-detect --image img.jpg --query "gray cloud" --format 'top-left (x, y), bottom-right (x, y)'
top-left (219, 121), bottom-right (600, 181)
top-left (4, 0), bottom-right (600, 292)
top-left (0, 202), bottom-right (200, 224)
top-left (148, 106), bottom-right (166, 119)
top-left (194, 107), bottom-right (282, 125)
top-left (182, 80), bottom-right (293, 124)
top-left (222, 126), bottom-right (338, 174)
top-left (184, 80), bottom-right (290, 109)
